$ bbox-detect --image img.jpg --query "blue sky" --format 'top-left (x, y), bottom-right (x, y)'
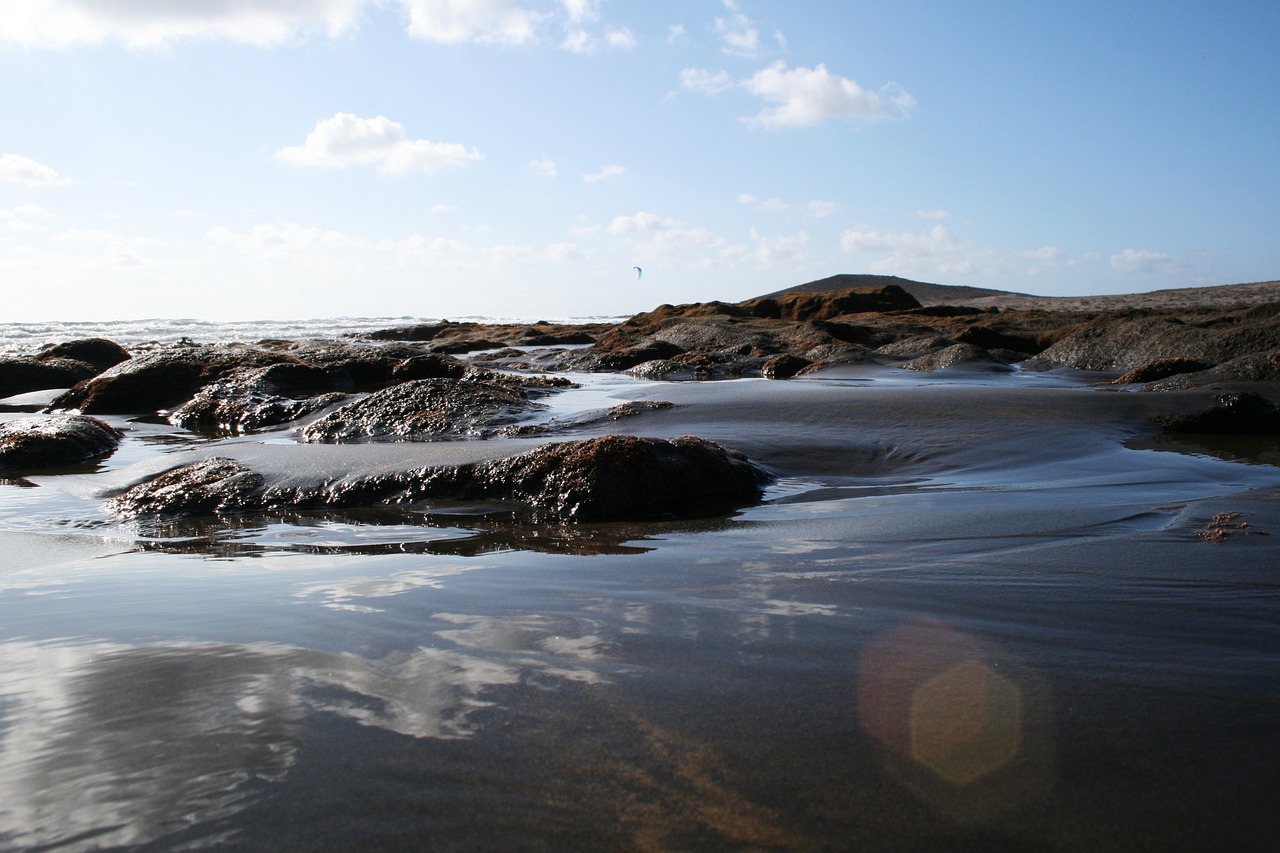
top-left (2, 1), bottom-right (1277, 321)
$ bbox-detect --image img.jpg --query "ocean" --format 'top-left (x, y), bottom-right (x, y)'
top-left (1, 320), bottom-right (1278, 850)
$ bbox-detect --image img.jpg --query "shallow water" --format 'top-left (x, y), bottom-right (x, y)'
top-left (2, 368), bottom-right (1279, 851)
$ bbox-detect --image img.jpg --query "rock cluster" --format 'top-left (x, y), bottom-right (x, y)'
top-left (0, 414), bottom-right (123, 474)
top-left (108, 435), bottom-right (767, 522)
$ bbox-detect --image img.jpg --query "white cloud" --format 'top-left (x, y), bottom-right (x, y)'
top-left (0, 153), bottom-right (72, 187)
top-left (917, 209), bottom-right (950, 220)
top-left (715, 1), bottom-right (760, 56)
top-left (807, 200), bottom-right (838, 218)
top-left (402, 0), bottom-right (546, 45)
top-left (841, 224), bottom-right (989, 276)
top-left (680, 67), bottom-right (733, 96)
top-left (545, 242), bottom-right (583, 261)
top-left (1110, 248), bottom-right (1187, 274)
top-left (608, 211), bottom-right (679, 234)
top-left (740, 62), bottom-right (915, 129)
top-left (666, 24), bottom-right (687, 44)
top-left (277, 113), bottom-right (482, 175)
top-left (736, 193), bottom-right (788, 212)
top-left (560, 0), bottom-right (599, 24)
top-left (605, 28), bottom-right (636, 49)
top-left (583, 164), bottom-right (626, 183)
top-left (0, 0), bottom-right (369, 48)
top-left (528, 158), bottom-right (558, 177)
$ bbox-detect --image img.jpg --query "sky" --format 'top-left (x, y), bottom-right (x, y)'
top-left (1, 0), bottom-right (1278, 322)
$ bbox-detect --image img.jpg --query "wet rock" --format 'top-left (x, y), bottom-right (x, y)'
top-left (0, 357), bottom-right (98, 397)
top-left (287, 342), bottom-right (437, 391)
top-left (170, 389), bottom-right (346, 433)
top-left (298, 378), bottom-right (543, 443)
top-left (0, 414), bottom-right (123, 473)
top-left (762, 354), bottom-right (811, 379)
top-left (1113, 358), bottom-right (1212, 385)
top-left (1145, 349), bottom-right (1280, 391)
top-left (108, 457), bottom-right (266, 517)
top-left (107, 435), bottom-right (767, 523)
top-left (363, 321), bottom-right (480, 342)
top-left (49, 345), bottom-right (294, 414)
top-left (1157, 392), bottom-right (1280, 435)
top-left (460, 434), bottom-right (767, 521)
top-left (902, 343), bottom-right (1009, 372)
top-left (592, 337), bottom-right (685, 371)
top-left (953, 324), bottom-right (1045, 356)
top-left (36, 338), bottom-right (132, 373)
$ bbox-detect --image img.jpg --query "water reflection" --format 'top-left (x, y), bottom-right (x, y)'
top-left (0, 630), bottom-right (608, 851)
top-left (857, 619), bottom-right (1055, 819)
top-left (121, 507), bottom-right (746, 558)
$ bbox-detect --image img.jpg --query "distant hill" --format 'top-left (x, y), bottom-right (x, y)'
top-left (762, 273), bottom-right (1280, 311)
top-left (760, 274), bottom-right (1028, 307)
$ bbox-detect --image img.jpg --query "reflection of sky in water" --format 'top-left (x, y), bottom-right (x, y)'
top-left (0, 616), bottom-right (612, 850)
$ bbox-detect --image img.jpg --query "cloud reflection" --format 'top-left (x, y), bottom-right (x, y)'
top-left (0, 630), bottom-right (606, 850)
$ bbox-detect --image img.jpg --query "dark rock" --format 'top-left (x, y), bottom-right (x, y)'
top-left (429, 338), bottom-right (506, 355)
top-left (1114, 358), bottom-right (1213, 385)
top-left (36, 338), bottom-right (132, 372)
top-left (740, 285), bottom-right (920, 321)
top-left (0, 356), bottom-right (98, 398)
top-left (0, 414), bottom-right (123, 473)
top-left (391, 354), bottom-right (472, 381)
top-left (298, 378), bottom-right (542, 443)
top-left (1157, 392), bottom-right (1280, 435)
top-left (107, 457), bottom-right (266, 517)
top-left (288, 342), bottom-right (434, 391)
top-left (762, 354), bottom-right (811, 379)
top-left (48, 345), bottom-right (294, 414)
top-left (461, 434), bottom-right (767, 521)
top-left (170, 389), bottom-right (346, 433)
top-left (362, 322), bottom-right (479, 342)
top-left (107, 435), bottom-right (767, 523)
top-left (1146, 349), bottom-right (1280, 390)
top-left (594, 339), bottom-right (685, 370)
top-left (953, 324), bottom-right (1045, 355)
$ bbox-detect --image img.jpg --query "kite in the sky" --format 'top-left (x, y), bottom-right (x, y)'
top-left (633, 266), bottom-right (643, 279)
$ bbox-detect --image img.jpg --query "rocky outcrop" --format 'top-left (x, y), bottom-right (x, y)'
top-left (1156, 392), bottom-right (1280, 435)
top-left (298, 378), bottom-right (545, 443)
top-left (36, 338), bottom-right (132, 373)
top-left (49, 345), bottom-right (296, 414)
top-left (0, 414), bottom-right (123, 473)
top-left (170, 389), bottom-right (346, 433)
top-left (108, 435), bottom-right (768, 522)
top-left (0, 357), bottom-right (99, 398)
top-left (740, 285), bottom-right (921, 320)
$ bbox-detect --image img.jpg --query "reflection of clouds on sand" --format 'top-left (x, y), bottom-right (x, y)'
top-left (294, 562), bottom-right (486, 611)
top-left (0, 629), bottom-right (609, 850)
top-left (857, 619), bottom-right (1055, 819)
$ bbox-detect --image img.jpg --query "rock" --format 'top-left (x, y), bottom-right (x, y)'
top-left (1157, 392), bottom-right (1280, 435)
top-left (740, 285), bottom-right (921, 320)
top-left (362, 322), bottom-right (480, 342)
top-left (107, 457), bottom-right (266, 518)
top-left (1113, 358), bottom-right (1213, 385)
top-left (762, 354), bottom-right (811, 379)
top-left (502, 400), bottom-right (676, 436)
top-left (0, 356), bottom-right (98, 398)
top-left (0, 414), bottom-right (123, 473)
top-left (108, 435), bottom-right (768, 523)
top-left (287, 342), bottom-right (438, 391)
top-left (1145, 349), bottom-right (1280, 390)
top-left (36, 338), bottom-right (132, 373)
top-left (49, 345), bottom-right (294, 414)
top-left (461, 434), bottom-right (767, 521)
top-left (170, 389), bottom-right (346, 433)
top-left (298, 378), bottom-right (542, 443)
top-left (902, 343), bottom-right (1010, 372)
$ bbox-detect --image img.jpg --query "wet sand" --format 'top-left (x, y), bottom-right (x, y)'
top-left (1, 367), bottom-right (1279, 850)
